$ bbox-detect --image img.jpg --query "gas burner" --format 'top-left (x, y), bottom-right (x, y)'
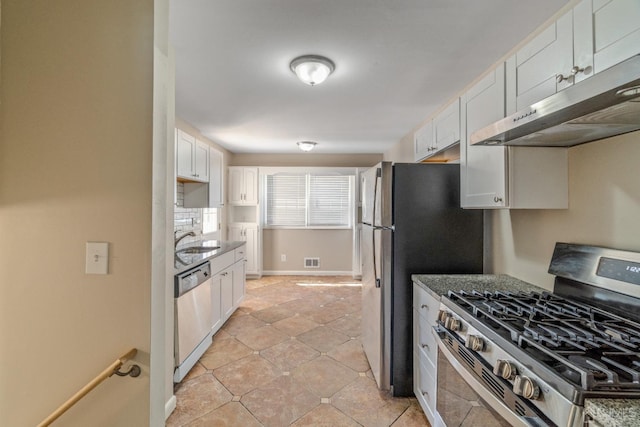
top-left (568, 355), bottom-right (611, 380)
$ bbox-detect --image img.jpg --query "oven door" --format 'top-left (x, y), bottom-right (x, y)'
top-left (434, 326), bottom-right (550, 427)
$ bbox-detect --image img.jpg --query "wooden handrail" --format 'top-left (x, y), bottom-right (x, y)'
top-left (38, 348), bottom-right (139, 427)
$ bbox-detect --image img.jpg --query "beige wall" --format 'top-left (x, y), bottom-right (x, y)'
top-left (231, 154), bottom-right (380, 275)
top-left (492, 132), bottom-right (640, 290)
top-left (263, 229), bottom-right (353, 273)
top-left (0, 1), bottom-right (155, 425)
top-left (231, 153), bottom-right (382, 167)
top-left (384, 133), bottom-right (415, 163)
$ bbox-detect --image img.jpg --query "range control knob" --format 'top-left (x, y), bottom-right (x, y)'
top-left (437, 309), bottom-right (449, 323)
top-left (465, 335), bottom-right (485, 352)
top-left (493, 360), bottom-right (517, 380)
top-left (444, 316), bottom-right (460, 331)
top-left (513, 375), bottom-right (541, 400)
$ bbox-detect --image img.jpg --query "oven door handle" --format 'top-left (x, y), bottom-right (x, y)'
top-left (433, 326), bottom-right (549, 427)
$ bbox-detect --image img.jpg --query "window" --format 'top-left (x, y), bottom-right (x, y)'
top-left (264, 172), bottom-right (352, 228)
top-left (202, 208), bottom-right (219, 235)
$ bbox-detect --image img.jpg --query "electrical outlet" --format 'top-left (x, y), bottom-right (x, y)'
top-left (281, 254), bottom-right (287, 262)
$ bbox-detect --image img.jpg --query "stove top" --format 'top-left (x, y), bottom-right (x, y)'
top-left (447, 289), bottom-right (640, 392)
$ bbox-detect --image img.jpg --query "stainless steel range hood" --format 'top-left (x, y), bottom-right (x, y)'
top-left (471, 55), bottom-right (640, 147)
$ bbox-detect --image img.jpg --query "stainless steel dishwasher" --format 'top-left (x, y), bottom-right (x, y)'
top-left (174, 261), bottom-right (213, 383)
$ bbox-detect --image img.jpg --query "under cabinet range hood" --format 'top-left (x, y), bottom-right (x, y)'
top-left (471, 55), bottom-right (640, 147)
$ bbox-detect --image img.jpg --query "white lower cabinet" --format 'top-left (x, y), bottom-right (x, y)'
top-left (413, 283), bottom-right (439, 425)
top-left (220, 269), bottom-right (234, 321)
top-left (229, 223), bottom-right (261, 277)
top-left (210, 246), bottom-right (247, 335)
top-left (232, 256), bottom-right (246, 308)
top-left (211, 276), bottom-right (222, 333)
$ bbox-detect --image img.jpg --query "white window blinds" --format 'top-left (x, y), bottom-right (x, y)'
top-left (309, 175), bottom-right (351, 226)
top-left (265, 173), bottom-right (352, 228)
top-left (265, 175), bottom-right (306, 226)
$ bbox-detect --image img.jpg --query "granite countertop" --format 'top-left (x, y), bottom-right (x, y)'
top-left (174, 239), bottom-right (245, 274)
top-left (411, 274), bottom-right (547, 300)
top-left (585, 399), bottom-right (640, 427)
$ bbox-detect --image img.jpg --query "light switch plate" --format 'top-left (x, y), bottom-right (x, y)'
top-left (86, 242), bottom-right (109, 274)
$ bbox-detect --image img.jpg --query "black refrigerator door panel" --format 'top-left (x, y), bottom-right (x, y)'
top-left (390, 163), bottom-right (483, 397)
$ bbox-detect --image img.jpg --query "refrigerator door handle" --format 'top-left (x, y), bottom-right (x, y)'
top-left (373, 227), bottom-right (381, 288)
top-left (372, 167), bottom-right (382, 288)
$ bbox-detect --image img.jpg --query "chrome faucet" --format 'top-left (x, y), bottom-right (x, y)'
top-left (174, 231), bottom-right (196, 248)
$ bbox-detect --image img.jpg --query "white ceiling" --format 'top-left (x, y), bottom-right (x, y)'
top-left (170, 0), bottom-right (569, 154)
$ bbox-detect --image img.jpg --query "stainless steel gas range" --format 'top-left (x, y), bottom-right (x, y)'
top-left (433, 243), bottom-right (640, 427)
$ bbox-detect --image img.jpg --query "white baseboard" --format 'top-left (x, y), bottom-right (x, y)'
top-left (165, 395), bottom-right (177, 420)
top-left (261, 270), bottom-right (355, 276)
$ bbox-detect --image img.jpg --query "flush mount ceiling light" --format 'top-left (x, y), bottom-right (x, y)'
top-left (290, 55), bottom-right (335, 86)
top-left (297, 141), bottom-right (317, 152)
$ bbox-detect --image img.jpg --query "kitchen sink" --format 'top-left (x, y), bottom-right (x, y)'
top-left (176, 246), bottom-right (220, 254)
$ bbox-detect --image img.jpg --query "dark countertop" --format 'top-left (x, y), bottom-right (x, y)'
top-left (411, 274), bottom-right (547, 300)
top-left (174, 239), bottom-right (245, 274)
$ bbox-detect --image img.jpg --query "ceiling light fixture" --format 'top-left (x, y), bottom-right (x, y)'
top-left (290, 55), bottom-right (335, 86)
top-left (297, 141), bottom-right (317, 152)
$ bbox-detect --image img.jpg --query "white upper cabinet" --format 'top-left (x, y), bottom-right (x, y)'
top-left (228, 167), bottom-right (258, 205)
top-left (509, 11), bottom-right (581, 110)
top-left (194, 140), bottom-right (209, 182)
top-left (413, 99), bottom-right (460, 162)
top-left (413, 120), bottom-right (433, 162)
top-left (176, 130), bottom-right (196, 179)
top-left (461, 66), bottom-right (508, 208)
top-left (509, 0), bottom-right (640, 111)
top-left (208, 148), bottom-right (224, 208)
top-left (432, 98), bottom-right (460, 152)
top-left (461, 65), bottom-right (568, 209)
top-left (175, 129), bottom-right (209, 183)
top-left (587, 0), bottom-right (640, 73)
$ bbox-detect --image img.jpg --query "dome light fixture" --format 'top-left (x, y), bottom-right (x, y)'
top-left (290, 55), bottom-right (335, 86)
top-left (297, 141), bottom-right (317, 152)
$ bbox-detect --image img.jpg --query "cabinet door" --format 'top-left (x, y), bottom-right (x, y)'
top-left (228, 168), bottom-right (244, 205)
top-left (232, 260), bottom-right (245, 308)
top-left (243, 168), bottom-right (259, 204)
top-left (461, 65), bottom-right (508, 208)
top-left (194, 140), bottom-right (209, 182)
top-left (433, 98), bottom-right (460, 152)
top-left (228, 225), bottom-right (244, 242)
top-left (244, 225), bottom-right (258, 275)
top-left (511, 12), bottom-right (574, 110)
top-left (211, 274), bottom-right (223, 334)
top-left (176, 130), bottom-right (195, 179)
top-left (591, 0), bottom-right (640, 73)
top-left (209, 148), bottom-right (224, 208)
top-left (220, 270), bottom-right (234, 321)
top-left (413, 121), bottom-right (433, 162)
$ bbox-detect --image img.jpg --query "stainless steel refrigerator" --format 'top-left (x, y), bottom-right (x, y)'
top-left (361, 162), bottom-right (483, 396)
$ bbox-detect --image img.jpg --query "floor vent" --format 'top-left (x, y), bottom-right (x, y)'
top-left (304, 257), bottom-right (320, 268)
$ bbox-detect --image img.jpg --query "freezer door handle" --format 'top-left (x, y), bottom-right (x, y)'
top-left (373, 167), bottom-right (383, 288)
top-left (373, 229), bottom-right (380, 288)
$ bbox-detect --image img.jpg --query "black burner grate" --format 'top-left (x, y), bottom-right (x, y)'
top-left (448, 290), bottom-right (640, 391)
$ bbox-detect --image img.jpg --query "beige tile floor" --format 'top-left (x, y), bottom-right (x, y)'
top-left (167, 275), bottom-right (430, 427)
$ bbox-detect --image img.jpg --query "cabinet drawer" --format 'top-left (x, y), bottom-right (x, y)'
top-left (414, 310), bottom-right (438, 366)
top-left (234, 246), bottom-right (246, 262)
top-left (413, 284), bottom-right (440, 323)
top-left (415, 351), bottom-right (437, 415)
top-left (210, 251), bottom-right (235, 275)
